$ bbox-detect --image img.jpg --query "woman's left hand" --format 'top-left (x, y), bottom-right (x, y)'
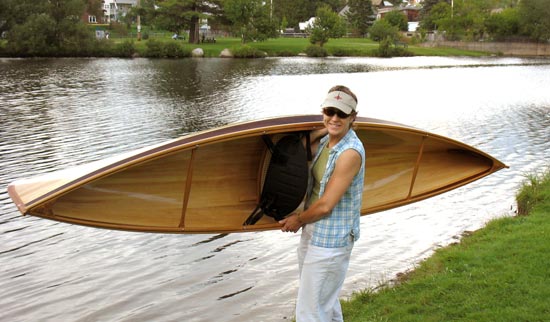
top-left (279, 214), bottom-right (303, 233)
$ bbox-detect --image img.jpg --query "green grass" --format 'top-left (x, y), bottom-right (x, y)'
top-left (341, 168), bottom-right (550, 322)
top-left (111, 36), bottom-right (488, 58)
top-left (243, 38), bottom-right (312, 56)
top-left (122, 36), bottom-right (240, 57)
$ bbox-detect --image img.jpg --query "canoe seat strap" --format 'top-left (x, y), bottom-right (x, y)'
top-left (243, 133), bottom-right (310, 226)
top-left (243, 195), bottom-right (275, 226)
top-left (305, 130), bottom-right (312, 161)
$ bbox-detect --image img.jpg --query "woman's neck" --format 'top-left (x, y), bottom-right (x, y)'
top-left (328, 130), bottom-right (348, 148)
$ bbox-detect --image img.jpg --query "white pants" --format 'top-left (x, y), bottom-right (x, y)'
top-left (296, 225), bottom-right (354, 322)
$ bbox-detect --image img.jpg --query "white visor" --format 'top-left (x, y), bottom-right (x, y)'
top-left (320, 91), bottom-right (357, 114)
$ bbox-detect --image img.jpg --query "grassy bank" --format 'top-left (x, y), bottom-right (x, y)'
top-left (0, 35), bottom-right (489, 58)
top-left (341, 169), bottom-right (550, 321)
top-left (140, 37), bottom-right (488, 57)
top-left (106, 36), bottom-right (489, 58)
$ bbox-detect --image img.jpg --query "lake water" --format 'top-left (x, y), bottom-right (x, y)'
top-left (1, 56), bottom-right (549, 321)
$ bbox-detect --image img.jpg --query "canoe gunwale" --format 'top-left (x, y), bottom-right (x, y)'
top-left (28, 211), bottom-right (284, 234)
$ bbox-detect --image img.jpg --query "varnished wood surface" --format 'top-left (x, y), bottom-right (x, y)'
top-left (7, 115), bottom-right (507, 233)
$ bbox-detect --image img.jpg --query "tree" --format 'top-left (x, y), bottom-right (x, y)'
top-left (5, 0), bottom-right (95, 56)
top-left (345, 0), bottom-right (374, 37)
top-left (86, 0), bottom-right (104, 20)
top-left (383, 10), bottom-right (408, 32)
top-left (224, 0), bottom-right (277, 43)
top-left (454, 0), bottom-right (492, 41)
top-left (419, 0), bottom-right (450, 31)
top-left (485, 7), bottom-right (519, 40)
top-left (126, 0), bottom-right (160, 29)
top-left (7, 14), bottom-right (57, 56)
top-left (0, 0), bottom-right (48, 35)
top-left (308, 5), bottom-right (346, 47)
top-left (154, 0), bottom-right (223, 44)
top-left (272, 0), bottom-right (344, 32)
top-left (518, 0), bottom-right (550, 41)
top-left (419, 0), bottom-right (448, 25)
top-left (368, 19), bottom-right (399, 42)
top-left (420, 0), bottom-right (494, 41)
top-left (272, 0), bottom-right (316, 29)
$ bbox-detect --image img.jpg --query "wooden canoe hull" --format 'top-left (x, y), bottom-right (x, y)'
top-left (7, 115), bottom-right (507, 233)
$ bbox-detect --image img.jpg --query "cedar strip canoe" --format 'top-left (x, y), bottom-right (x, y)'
top-left (7, 115), bottom-right (507, 234)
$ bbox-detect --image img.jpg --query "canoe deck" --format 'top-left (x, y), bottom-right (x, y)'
top-left (8, 115), bottom-right (507, 233)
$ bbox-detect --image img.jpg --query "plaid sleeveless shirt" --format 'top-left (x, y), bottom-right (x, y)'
top-left (306, 129), bottom-right (365, 248)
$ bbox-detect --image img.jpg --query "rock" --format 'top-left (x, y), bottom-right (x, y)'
top-left (191, 48), bottom-right (204, 57)
top-left (220, 48), bottom-right (233, 58)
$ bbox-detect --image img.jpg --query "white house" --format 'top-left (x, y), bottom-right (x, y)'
top-left (103, 0), bottom-right (138, 23)
top-left (299, 17), bottom-right (316, 31)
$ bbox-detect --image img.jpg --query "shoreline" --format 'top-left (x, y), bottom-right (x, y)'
top-left (3, 37), bottom-right (550, 58)
top-left (341, 169), bottom-right (550, 321)
top-left (421, 40), bottom-right (550, 57)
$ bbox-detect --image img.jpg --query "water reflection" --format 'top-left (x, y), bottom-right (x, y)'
top-left (0, 56), bottom-right (549, 322)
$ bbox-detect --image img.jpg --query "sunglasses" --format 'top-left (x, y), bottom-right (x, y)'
top-left (322, 107), bottom-right (351, 119)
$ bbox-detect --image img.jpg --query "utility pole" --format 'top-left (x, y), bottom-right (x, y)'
top-left (451, 0), bottom-right (454, 18)
top-left (137, 0), bottom-right (142, 41)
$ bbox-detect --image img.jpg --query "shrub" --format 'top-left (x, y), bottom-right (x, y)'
top-left (57, 21), bottom-right (97, 57)
top-left (305, 44), bottom-right (328, 57)
top-left (275, 50), bottom-right (297, 57)
top-left (376, 37), bottom-right (413, 58)
top-left (6, 13), bottom-right (57, 57)
top-left (377, 36), bottom-right (393, 57)
top-left (164, 42), bottom-right (189, 58)
top-left (517, 170), bottom-right (550, 215)
top-left (145, 39), bottom-right (165, 57)
top-left (331, 47), bottom-right (365, 57)
top-left (231, 45), bottom-right (267, 58)
top-left (114, 40), bottom-right (136, 57)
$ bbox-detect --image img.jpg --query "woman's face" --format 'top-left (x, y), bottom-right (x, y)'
top-left (322, 108), bottom-right (355, 139)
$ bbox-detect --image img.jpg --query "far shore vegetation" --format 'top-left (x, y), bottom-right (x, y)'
top-left (1, 0), bottom-right (548, 59)
top-left (339, 168), bottom-right (550, 322)
top-left (0, 34), bottom-right (488, 59)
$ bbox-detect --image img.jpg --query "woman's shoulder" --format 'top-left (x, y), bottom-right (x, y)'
top-left (343, 130), bottom-right (364, 149)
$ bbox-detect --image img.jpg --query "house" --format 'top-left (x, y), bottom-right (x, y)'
top-left (401, 6), bottom-right (420, 22)
top-left (372, 0), bottom-right (395, 10)
top-left (83, 0), bottom-right (138, 24)
top-left (82, 12), bottom-right (102, 24)
top-left (82, 1), bottom-right (106, 24)
top-left (299, 17), bottom-right (316, 32)
top-left (104, 0), bottom-right (138, 23)
top-left (374, 1), bottom-right (421, 29)
top-left (371, 0), bottom-right (421, 21)
top-left (373, 0), bottom-right (394, 20)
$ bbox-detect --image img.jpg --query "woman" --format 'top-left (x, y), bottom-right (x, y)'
top-left (280, 85), bottom-right (365, 322)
